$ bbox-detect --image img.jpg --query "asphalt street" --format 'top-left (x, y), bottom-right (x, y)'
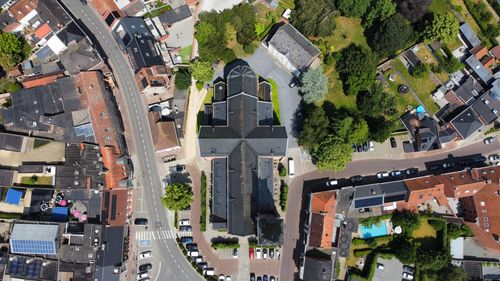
top-left (58, 1), bottom-right (202, 280)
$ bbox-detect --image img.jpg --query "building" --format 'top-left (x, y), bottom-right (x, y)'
top-left (10, 223), bottom-right (60, 255)
top-left (352, 181), bottom-right (408, 211)
top-left (465, 54), bottom-right (494, 86)
top-left (302, 255), bottom-right (333, 281)
top-left (307, 191), bottom-right (336, 249)
top-left (449, 106), bottom-right (486, 140)
top-left (60, 223), bottom-right (102, 264)
top-left (198, 64), bottom-right (288, 236)
top-left (459, 23), bottom-right (481, 49)
top-left (94, 226), bottom-right (128, 281)
top-left (155, 5), bottom-right (194, 48)
top-left (265, 23), bottom-right (320, 76)
top-left (147, 110), bottom-right (180, 153)
top-left (0, 132), bottom-right (24, 152)
top-left (401, 176), bottom-right (449, 211)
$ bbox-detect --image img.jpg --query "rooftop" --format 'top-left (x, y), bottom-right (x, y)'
top-left (9, 0), bottom-right (38, 21)
top-left (308, 191), bottom-right (336, 248)
top-left (459, 23), bottom-right (481, 49)
top-left (127, 34), bottom-right (164, 72)
top-left (465, 55), bottom-right (494, 85)
top-left (157, 4), bottom-right (192, 26)
top-left (0, 132), bottom-right (23, 152)
top-left (449, 106), bottom-right (484, 139)
top-left (147, 111), bottom-right (180, 152)
top-left (94, 226), bottom-right (125, 281)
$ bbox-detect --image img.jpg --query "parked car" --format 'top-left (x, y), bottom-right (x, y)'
top-left (197, 262), bottom-right (208, 269)
top-left (138, 278), bottom-right (150, 281)
top-left (179, 219), bottom-right (190, 226)
top-left (174, 164), bottom-right (186, 173)
top-left (352, 144), bottom-right (357, 152)
top-left (139, 263), bottom-right (152, 272)
top-left (80, 0), bottom-right (87, 5)
top-left (188, 250), bottom-right (199, 257)
top-left (219, 275), bottom-right (225, 281)
top-left (138, 251), bottom-right (152, 260)
top-left (369, 141), bottom-right (374, 151)
top-left (326, 179), bottom-right (338, 186)
top-left (232, 248), bottom-right (238, 259)
top-left (357, 144), bottom-right (363, 152)
top-left (390, 170), bottom-right (402, 177)
top-left (442, 162), bottom-right (454, 169)
top-left (134, 218), bottom-right (148, 225)
top-left (289, 80), bottom-right (297, 88)
top-left (194, 257), bottom-right (203, 264)
top-left (249, 247), bottom-right (255, 259)
top-left (403, 265), bottom-right (415, 274)
top-left (250, 273), bottom-right (256, 281)
top-left (263, 275), bottom-right (269, 281)
top-left (204, 268), bottom-right (215, 276)
top-left (179, 226), bottom-right (192, 232)
top-left (186, 243), bottom-right (197, 251)
top-left (180, 236), bottom-right (193, 244)
top-left (390, 137), bottom-right (397, 148)
top-left (489, 154), bottom-right (499, 161)
top-left (402, 272), bottom-right (414, 280)
top-left (376, 263), bottom-right (384, 270)
top-left (263, 248), bottom-right (268, 259)
top-left (484, 137), bottom-right (496, 144)
top-left (256, 248), bottom-right (262, 259)
top-left (406, 168), bottom-right (418, 175)
top-left (377, 172), bottom-right (389, 179)
top-left (350, 175), bottom-right (363, 183)
top-left (257, 277), bottom-right (262, 281)
top-left (275, 249), bottom-right (280, 259)
top-left (362, 142), bottom-right (368, 152)
top-left (137, 272), bottom-right (149, 280)
top-left (269, 248), bottom-right (274, 259)
top-left (429, 165), bottom-right (441, 171)
top-left (226, 277), bottom-right (231, 281)
top-left (270, 276), bottom-right (276, 281)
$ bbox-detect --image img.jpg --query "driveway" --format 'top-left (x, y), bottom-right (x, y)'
top-left (245, 45), bottom-right (302, 148)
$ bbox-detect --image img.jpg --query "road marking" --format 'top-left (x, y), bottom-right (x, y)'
top-left (154, 261), bottom-right (162, 281)
top-left (151, 232), bottom-right (155, 240)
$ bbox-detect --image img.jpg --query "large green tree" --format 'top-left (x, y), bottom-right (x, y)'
top-left (299, 66), bottom-right (328, 103)
top-left (160, 183), bottom-right (194, 211)
top-left (357, 84), bottom-right (397, 118)
top-left (291, 0), bottom-right (337, 36)
top-left (313, 136), bottom-right (352, 171)
top-left (0, 32), bottom-right (30, 70)
top-left (423, 12), bottom-right (460, 43)
top-left (392, 209), bottom-right (421, 234)
top-left (438, 266), bottom-right (468, 281)
top-left (0, 77), bottom-right (21, 93)
top-left (393, 237), bottom-right (419, 264)
top-left (332, 116), bottom-right (369, 144)
top-left (370, 13), bottom-right (414, 57)
top-left (175, 68), bottom-right (192, 90)
top-left (298, 107), bottom-right (330, 150)
top-left (194, 22), bottom-right (216, 46)
top-left (395, 0), bottom-right (432, 23)
top-left (189, 60), bottom-right (213, 82)
top-left (337, 0), bottom-right (370, 18)
top-left (363, 0), bottom-right (396, 27)
top-left (336, 44), bottom-right (376, 96)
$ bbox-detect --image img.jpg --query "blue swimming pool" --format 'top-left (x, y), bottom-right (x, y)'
top-left (360, 222), bottom-right (388, 238)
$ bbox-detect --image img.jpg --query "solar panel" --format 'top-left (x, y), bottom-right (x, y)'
top-left (74, 123), bottom-right (94, 138)
top-left (11, 239), bottom-right (56, 255)
top-left (354, 196), bottom-right (383, 208)
top-left (384, 193), bottom-right (406, 203)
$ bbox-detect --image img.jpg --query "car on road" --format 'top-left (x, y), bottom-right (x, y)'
top-left (403, 265), bottom-right (415, 274)
top-left (80, 0), bottom-right (87, 5)
top-left (138, 251), bottom-right (152, 260)
top-left (219, 275), bottom-right (225, 281)
top-left (270, 277), bottom-right (276, 281)
top-left (263, 275), bottom-right (269, 281)
top-left (269, 248), bottom-right (274, 258)
top-left (289, 79), bottom-right (297, 88)
top-left (232, 248), bottom-right (238, 259)
top-left (442, 162), bottom-right (454, 169)
top-left (179, 219), bottom-right (190, 226)
top-left (256, 248), bottom-right (262, 259)
top-left (263, 248), bottom-right (268, 259)
top-left (489, 154), bottom-right (499, 161)
top-left (257, 277), bottom-right (262, 281)
top-left (197, 262), bottom-right (208, 269)
top-left (376, 263), bottom-right (384, 270)
top-left (326, 179), bottom-right (338, 186)
top-left (180, 236), bottom-right (193, 244)
top-left (249, 247), bottom-right (254, 259)
top-left (390, 170), bottom-right (402, 177)
top-left (250, 273), bottom-right (256, 281)
top-left (377, 172), bottom-right (389, 179)
top-left (350, 175), bottom-right (363, 183)
top-left (369, 141), bottom-right (374, 151)
top-left (138, 278), bottom-right (150, 281)
top-left (134, 218), bottom-right (148, 225)
top-left (173, 164), bottom-right (186, 173)
top-left (406, 168), bottom-right (418, 175)
top-left (363, 142), bottom-right (368, 152)
top-left (179, 226), bottom-right (192, 232)
top-left (402, 272), bottom-right (414, 280)
top-left (137, 272), bottom-right (148, 280)
top-left (139, 263), bottom-right (152, 272)
top-left (484, 137), bottom-right (496, 144)
top-left (390, 137), bottom-right (397, 148)
top-left (188, 250), bottom-right (199, 257)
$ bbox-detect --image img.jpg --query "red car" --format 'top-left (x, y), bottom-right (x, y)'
top-left (249, 247), bottom-right (254, 259)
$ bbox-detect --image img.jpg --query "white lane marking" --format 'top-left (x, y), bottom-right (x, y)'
top-left (154, 261), bottom-right (162, 281)
top-left (151, 232), bottom-right (155, 240)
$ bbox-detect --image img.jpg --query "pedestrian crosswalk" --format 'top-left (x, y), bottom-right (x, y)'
top-left (135, 230), bottom-right (191, 241)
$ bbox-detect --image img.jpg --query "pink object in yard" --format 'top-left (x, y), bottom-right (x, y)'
top-left (59, 200), bottom-right (67, 206)
top-left (73, 210), bottom-right (81, 217)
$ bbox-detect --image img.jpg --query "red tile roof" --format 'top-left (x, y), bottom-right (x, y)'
top-left (147, 111), bottom-right (180, 152)
top-left (308, 191), bottom-right (336, 248)
top-left (101, 146), bottom-right (127, 190)
top-left (471, 44), bottom-right (488, 60)
top-left (9, 0), bottom-right (38, 21)
top-left (405, 176), bottom-right (443, 191)
top-left (22, 72), bottom-right (64, 89)
top-left (491, 46), bottom-right (500, 60)
top-left (435, 170), bottom-right (487, 198)
top-left (34, 23), bottom-right (51, 39)
top-left (469, 183), bottom-right (500, 251)
top-left (90, 0), bottom-right (124, 18)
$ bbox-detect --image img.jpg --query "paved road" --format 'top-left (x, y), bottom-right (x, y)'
top-left (279, 139), bottom-right (500, 281)
top-left (58, 1), bottom-right (202, 281)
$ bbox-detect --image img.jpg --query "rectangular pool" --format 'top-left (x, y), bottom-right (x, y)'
top-left (360, 222), bottom-right (388, 238)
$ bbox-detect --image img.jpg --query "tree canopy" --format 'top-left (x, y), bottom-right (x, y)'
top-left (363, 0), bottom-right (396, 27)
top-left (336, 44), bottom-right (376, 96)
top-left (189, 60), bottom-right (214, 82)
top-left (392, 236), bottom-right (419, 264)
top-left (299, 66), bottom-right (328, 103)
top-left (337, 0), bottom-right (370, 18)
top-left (291, 0), bottom-right (337, 36)
top-left (395, 0), bottom-right (432, 23)
top-left (160, 183), bottom-right (194, 211)
top-left (332, 116), bottom-right (369, 144)
top-left (0, 77), bottom-right (21, 93)
top-left (313, 136), bottom-right (352, 171)
top-left (357, 84), bottom-right (397, 119)
top-left (0, 32), bottom-right (31, 70)
top-left (438, 266), bottom-right (468, 281)
top-left (423, 12), bottom-right (460, 43)
top-left (370, 13), bottom-right (414, 57)
top-left (298, 107), bottom-right (330, 151)
top-left (175, 68), bottom-right (192, 90)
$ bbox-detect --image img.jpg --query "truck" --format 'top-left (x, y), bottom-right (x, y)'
top-left (288, 158), bottom-right (295, 177)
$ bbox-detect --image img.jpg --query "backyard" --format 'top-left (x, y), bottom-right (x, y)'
top-left (383, 69), bottom-right (420, 114)
top-left (20, 175), bottom-right (53, 186)
top-left (179, 46), bottom-right (192, 63)
top-left (145, 0), bottom-right (172, 18)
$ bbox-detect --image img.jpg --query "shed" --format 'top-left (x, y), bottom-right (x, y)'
top-left (6, 189), bottom-right (22, 205)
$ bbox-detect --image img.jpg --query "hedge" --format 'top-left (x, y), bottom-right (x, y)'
top-left (354, 248), bottom-right (373, 257)
top-left (0, 212), bottom-right (22, 219)
top-left (200, 172), bottom-right (207, 232)
top-left (463, 0), bottom-right (499, 46)
top-left (280, 183), bottom-right (288, 212)
top-left (359, 214), bottom-right (391, 226)
top-left (211, 241), bottom-right (240, 249)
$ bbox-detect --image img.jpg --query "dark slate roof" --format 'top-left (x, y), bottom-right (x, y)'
top-left (438, 128), bottom-right (458, 144)
top-left (158, 4), bottom-right (191, 26)
top-left (59, 39), bottom-right (101, 75)
top-left (302, 256), bottom-right (333, 281)
top-left (459, 23), bottom-right (481, 49)
top-left (0, 133), bottom-right (23, 152)
top-left (258, 101), bottom-right (273, 125)
top-left (401, 112), bottom-right (440, 152)
top-left (122, 0), bottom-right (146, 16)
top-left (256, 215), bottom-right (284, 246)
top-left (126, 35), bottom-right (164, 72)
top-left (454, 76), bottom-right (483, 105)
top-left (212, 102), bottom-right (227, 125)
top-left (211, 158), bottom-right (227, 228)
top-left (403, 50), bottom-right (421, 67)
top-left (472, 89), bottom-right (500, 124)
top-left (213, 81), bottom-right (226, 102)
top-left (95, 226), bottom-right (125, 281)
top-left (57, 21), bottom-right (85, 45)
top-left (0, 11), bottom-right (15, 31)
top-left (353, 181), bottom-right (407, 209)
top-left (112, 17), bottom-right (151, 49)
top-left (0, 169), bottom-right (14, 187)
top-left (199, 65), bottom-right (287, 236)
top-left (58, 262), bottom-right (93, 281)
top-left (450, 107), bottom-right (484, 139)
top-left (465, 55), bottom-right (494, 85)
top-left (258, 81), bottom-right (271, 101)
top-left (267, 23), bottom-right (320, 71)
top-left (36, 0), bottom-right (71, 30)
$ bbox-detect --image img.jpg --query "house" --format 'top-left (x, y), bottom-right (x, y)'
top-left (147, 110), bottom-right (180, 153)
top-left (90, 0), bottom-right (125, 26)
top-left (459, 23), bottom-right (481, 49)
top-left (471, 81), bottom-right (500, 125)
top-left (121, 0), bottom-right (147, 17)
top-left (0, 0), bottom-right (17, 11)
top-left (154, 4), bottom-right (194, 49)
top-left (111, 17), bottom-right (151, 49)
top-left (401, 176), bottom-right (450, 212)
top-left (265, 23), bottom-right (320, 76)
top-left (302, 255), bottom-right (334, 281)
top-left (307, 191), bottom-right (336, 248)
top-left (0, 132), bottom-right (24, 152)
top-left (10, 223), bottom-right (60, 255)
top-left (465, 54), bottom-right (494, 86)
top-left (198, 64), bottom-right (288, 236)
top-left (60, 223), bottom-right (102, 264)
top-left (94, 226), bottom-right (128, 281)
top-left (351, 181), bottom-right (408, 211)
top-left (5, 255), bottom-right (59, 280)
top-left (449, 106), bottom-right (485, 140)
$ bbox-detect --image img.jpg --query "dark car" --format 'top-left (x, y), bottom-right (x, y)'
top-left (289, 79), bottom-right (297, 88)
top-left (197, 262), bottom-right (208, 269)
top-left (429, 165), bottom-right (440, 171)
top-left (80, 0), bottom-right (87, 5)
top-left (403, 265), bottom-right (415, 274)
top-left (362, 142), bottom-right (368, 152)
top-left (390, 137), bottom-right (397, 148)
top-left (442, 162), bottom-right (454, 169)
top-left (179, 226), bottom-right (192, 232)
top-left (174, 164), bottom-right (186, 173)
top-left (180, 236), bottom-right (193, 244)
top-left (139, 263), bottom-right (152, 272)
top-left (352, 144), bottom-right (357, 152)
top-left (269, 248), bottom-right (274, 259)
top-left (350, 175), bottom-right (363, 183)
top-left (134, 218), bottom-right (148, 225)
top-left (250, 273), bottom-right (256, 281)
top-left (406, 168), bottom-right (418, 175)
top-left (257, 277), bottom-right (262, 281)
top-left (263, 275), bottom-right (269, 281)
top-left (186, 243), bottom-right (197, 251)
top-left (357, 144), bottom-right (363, 152)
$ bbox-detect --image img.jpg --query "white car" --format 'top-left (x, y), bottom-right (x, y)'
top-left (369, 141), bottom-right (374, 151)
top-left (402, 272), bottom-right (414, 280)
top-left (489, 154), bottom-right (499, 161)
top-left (376, 263), bottom-right (384, 270)
top-left (226, 276), bottom-right (231, 281)
top-left (484, 137), bottom-right (496, 144)
top-left (179, 219), bottom-right (190, 226)
top-left (256, 248), bottom-right (262, 259)
top-left (377, 172), bottom-right (389, 179)
top-left (390, 170), bottom-right (402, 177)
top-left (137, 272), bottom-right (148, 280)
top-left (326, 179), bottom-right (338, 186)
top-left (138, 251), bottom-right (152, 260)
top-left (218, 275), bottom-right (225, 281)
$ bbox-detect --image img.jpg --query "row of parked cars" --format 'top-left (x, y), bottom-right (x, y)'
top-left (136, 251), bottom-right (153, 281)
top-left (352, 141), bottom-right (375, 153)
top-left (179, 236), bottom-right (221, 277)
top-left (377, 168), bottom-right (418, 179)
top-left (248, 247), bottom-right (280, 259)
top-left (250, 273), bottom-right (276, 281)
top-left (376, 263), bottom-right (415, 280)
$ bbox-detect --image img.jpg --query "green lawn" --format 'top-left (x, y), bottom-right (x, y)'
top-left (20, 176), bottom-right (53, 185)
top-left (383, 69), bottom-right (420, 114)
top-left (429, 0), bottom-right (452, 13)
top-left (179, 45), bottom-right (192, 63)
top-left (412, 219), bottom-right (437, 238)
top-left (392, 60), bottom-right (440, 115)
top-left (279, 0), bottom-right (295, 9)
top-left (268, 78), bottom-right (281, 125)
top-left (144, 2), bottom-right (172, 18)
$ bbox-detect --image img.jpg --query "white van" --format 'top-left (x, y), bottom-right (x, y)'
top-left (188, 250), bottom-right (199, 257)
top-left (288, 158), bottom-right (295, 177)
top-left (203, 268), bottom-right (215, 276)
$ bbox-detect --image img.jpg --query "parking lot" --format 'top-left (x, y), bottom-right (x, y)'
top-left (372, 257), bottom-right (411, 281)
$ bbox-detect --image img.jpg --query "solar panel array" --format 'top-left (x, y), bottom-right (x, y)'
top-left (7, 257), bottom-right (42, 278)
top-left (11, 239), bottom-right (56, 255)
top-left (354, 196), bottom-right (383, 209)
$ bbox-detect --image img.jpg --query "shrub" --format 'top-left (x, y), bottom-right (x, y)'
top-left (278, 164), bottom-right (287, 177)
top-left (352, 238), bottom-right (366, 245)
top-left (354, 248), bottom-right (373, 257)
top-left (359, 214), bottom-right (391, 226)
top-left (200, 172), bottom-right (207, 232)
top-left (428, 219), bottom-right (445, 231)
top-left (196, 81), bottom-right (204, 90)
top-left (243, 44), bottom-right (255, 54)
top-left (410, 63), bottom-right (430, 78)
top-left (211, 241), bottom-right (240, 249)
top-left (174, 211), bottom-right (179, 228)
top-left (280, 183), bottom-right (288, 212)
top-left (391, 209), bottom-right (420, 234)
top-left (366, 238), bottom-right (377, 248)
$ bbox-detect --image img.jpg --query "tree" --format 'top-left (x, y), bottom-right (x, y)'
top-left (337, 0), bottom-right (370, 18)
top-left (336, 44), bottom-right (376, 95)
top-left (255, 22), bottom-right (266, 37)
top-left (0, 77), bottom-right (21, 93)
top-left (410, 63), bottom-right (429, 78)
top-left (395, 0), bottom-right (432, 23)
top-left (189, 60), bottom-right (213, 82)
top-left (332, 116), bottom-right (369, 143)
top-left (370, 13), bottom-right (414, 57)
top-left (313, 136), bottom-right (352, 171)
top-left (224, 23), bottom-right (237, 47)
top-left (175, 68), bottom-right (192, 90)
top-left (299, 66), bottom-right (328, 103)
top-left (367, 117), bottom-right (395, 142)
top-left (391, 209), bottom-right (421, 234)
top-left (423, 13), bottom-right (460, 43)
top-left (160, 183), bottom-right (194, 211)
top-left (299, 107), bottom-right (330, 150)
top-left (441, 56), bottom-right (462, 73)
top-left (393, 236), bottom-right (419, 264)
top-left (0, 32), bottom-right (30, 70)
top-left (291, 0), bottom-right (337, 36)
top-left (194, 22), bottom-right (216, 46)
top-left (438, 266), bottom-right (468, 281)
top-left (357, 84), bottom-right (397, 118)
top-left (363, 0), bottom-right (396, 27)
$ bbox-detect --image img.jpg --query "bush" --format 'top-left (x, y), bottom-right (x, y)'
top-left (352, 238), bottom-right (366, 245)
top-left (211, 241), bottom-right (240, 249)
top-left (243, 44), bottom-right (256, 54)
top-left (200, 172), bottom-right (207, 232)
top-left (366, 238), bottom-right (377, 248)
top-left (280, 183), bottom-right (288, 212)
top-left (175, 68), bottom-right (192, 90)
top-left (464, 0), bottom-right (499, 46)
top-left (354, 248), bottom-right (373, 257)
top-left (428, 219), bottom-right (445, 231)
top-left (174, 211), bottom-right (179, 228)
top-left (391, 209), bottom-right (420, 235)
top-left (410, 63), bottom-right (430, 78)
top-left (359, 214), bottom-right (391, 226)
top-left (278, 164), bottom-right (287, 177)
top-left (196, 81), bottom-right (204, 90)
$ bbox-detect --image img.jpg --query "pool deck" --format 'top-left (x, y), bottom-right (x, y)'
top-left (357, 220), bottom-right (394, 239)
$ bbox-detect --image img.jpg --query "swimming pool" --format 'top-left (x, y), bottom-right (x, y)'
top-left (360, 222), bottom-right (389, 238)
